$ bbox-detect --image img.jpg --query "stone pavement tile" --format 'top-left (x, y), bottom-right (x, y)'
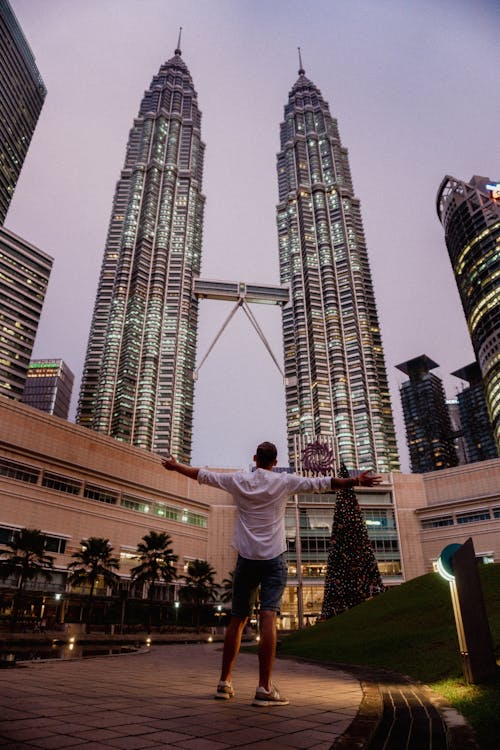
top-left (48, 724), bottom-right (93, 736)
top-left (252, 718), bottom-right (319, 733)
top-left (1, 744), bottom-right (42, 750)
top-left (28, 736), bottom-right (88, 749)
top-left (277, 728), bottom-right (338, 748)
top-left (66, 712), bottom-right (144, 728)
top-left (207, 727), bottom-right (281, 745)
top-left (236, 711), bottom-right (288, 726)
top-left (0, 707), bottom-right (38, 721)
top-left (147, 719), bottom-right (217, 737)
top-left (101, 724), bottom-right (156, 737)
top-left (0, 726), bottom-right (57, 742)
top-left (0, 718), bottom-right (63, 733)
top-left (135, 729), bottom-right (196, 744)
top-left (173, 739), bottom-right (231, 750)
top-left (103, 736), bottom-right (163, 749)
top-left (304, 709), bottom-right (355, 724)
top-left (70, 729), bottom-right (124, 742)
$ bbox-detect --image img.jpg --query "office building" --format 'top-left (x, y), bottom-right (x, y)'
top-left (22, 358), bottom-right (74, 419)
top-left (437, 175), bottom-right (500, 452)
top-left (276, 59), bottom-right (399, 472)
top-left (452, 362), bottom-right (498, 463)
top-left (396, 355), bottom-right (458, 473)
top-left (0, 225), bottom-right (53, 400)
top-left (0, 0), bottom-right (46, 224)
top-left (446, 397), bottom-right (467, 465)
top-left (78, 41), bottom-right (205, 462)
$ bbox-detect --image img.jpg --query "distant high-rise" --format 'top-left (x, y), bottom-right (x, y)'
top-left (0, 225), bottom-right (53, 400)
top-left (437, 175), bottom-right (500, 453)
top-left (0, 0), bottom-right (46, 224)
top-left (396, 355), bottom-right (458, 473)
top-left (452, 362), bottom-right (498, 463)
top-left (22, 358), bottom-right (74, 419)
top-left (445, 397), bottom-right (467, 465)
top-left (276, 59), bottom-right (399, 471)
top-left (78, 41), bottom-right (205, 462)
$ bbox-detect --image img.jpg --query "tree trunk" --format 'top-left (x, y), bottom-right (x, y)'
top-left (86, 581), bottom-right (95, 634)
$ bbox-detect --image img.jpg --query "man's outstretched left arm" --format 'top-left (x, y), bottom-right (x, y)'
top-left (330, 470), bottom-right (383, 491)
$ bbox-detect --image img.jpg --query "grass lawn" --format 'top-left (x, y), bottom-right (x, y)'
top-left (279, 564), bottom-right (500, 750)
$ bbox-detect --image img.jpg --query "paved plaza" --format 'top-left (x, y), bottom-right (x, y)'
top-left (0, 643), bottom-right (364, 749)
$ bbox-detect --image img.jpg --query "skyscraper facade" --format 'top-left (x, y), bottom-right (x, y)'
top-left (0, 225), bottom-right (53, 400)
top-left (77, 44), bottom-right (205, 462)
top-left (437, 175), bottom-right (500, 453)
top-left (396, 355), bottom-right (458, 473)
top-left (276, 62), bottom-right (399, 471)
top-left (0, 0), bottom-right (46, 224)
top-left (22, 358), bottom-right (74, 419)
top-left (452, 362), bottom-right (498, 463)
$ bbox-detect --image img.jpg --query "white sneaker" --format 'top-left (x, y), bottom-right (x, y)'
top-left (214, 680), bottom-right (234, 700)
top-left (252, 684), bottom-right (289, 706)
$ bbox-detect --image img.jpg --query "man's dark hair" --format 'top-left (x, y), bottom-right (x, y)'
top-left (255, 441), bottom-right (277, 468)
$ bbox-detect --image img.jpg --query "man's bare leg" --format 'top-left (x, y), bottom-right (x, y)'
top-left (219, 615), bottom-right (248, 683)
top-left (258, 610), bottom-right (277, 690)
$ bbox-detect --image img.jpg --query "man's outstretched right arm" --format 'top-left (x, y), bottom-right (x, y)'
top-left (161, 455), bottom-right (200, 481)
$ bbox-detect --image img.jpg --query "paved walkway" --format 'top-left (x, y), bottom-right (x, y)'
top-left (0, 643), bottom-right (363, 749)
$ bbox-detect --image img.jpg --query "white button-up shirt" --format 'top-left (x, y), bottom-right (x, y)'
top-left (198, 468), bottom-right (332, 560)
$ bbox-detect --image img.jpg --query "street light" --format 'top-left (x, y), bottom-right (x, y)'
top-left (437, 538), bottom-right (496, 683)
top-left (174, 600), bottom-right (180, 626)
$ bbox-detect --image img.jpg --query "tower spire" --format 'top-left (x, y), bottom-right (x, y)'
top-left (298, 46), bottom-right (305, 75)
top-left (175, 27), bottom-right (182, 55)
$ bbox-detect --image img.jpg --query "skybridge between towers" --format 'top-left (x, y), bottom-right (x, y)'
top-left (192, 278), bottom-right (289, 381)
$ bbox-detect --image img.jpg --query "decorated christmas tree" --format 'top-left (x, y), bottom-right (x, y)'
top-left (321, 462), bottom-right (385, 619)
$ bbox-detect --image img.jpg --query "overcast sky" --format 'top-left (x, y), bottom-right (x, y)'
top-left (6, 0), bottom-right (500, 471)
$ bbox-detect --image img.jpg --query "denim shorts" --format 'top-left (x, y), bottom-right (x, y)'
top-left (231, 553), bottom-right (287, 618)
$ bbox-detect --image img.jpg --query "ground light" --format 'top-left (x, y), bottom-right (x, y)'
top-left (437, 537), bottom-right (496, 683)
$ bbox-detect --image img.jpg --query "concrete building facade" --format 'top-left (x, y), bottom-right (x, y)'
top-left (1, 398), bottom-right (499, 627)
top-left (0, 226), bottom-right (53, 401)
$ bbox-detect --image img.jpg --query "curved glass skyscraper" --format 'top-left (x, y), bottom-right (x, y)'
top-left (0, 0), bottom-right (46, 224)
top-left (78, 44), bottom-right (205, 462)
top-left (437, 175), bottom-right (500, 452)
top-left (276, 63), bottom-right (399, 471)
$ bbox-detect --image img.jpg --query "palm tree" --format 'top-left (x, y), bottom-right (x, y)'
top-left (67, 537), bottom-right (120, 633)
top-left (219, 570), bottom-right (234, 604)
top-left (130, 531), bottom-right (178, 633)
top-left (180, 559), bottom-right (218, 631)
top-left (0, 528), bottom-right (54, 630)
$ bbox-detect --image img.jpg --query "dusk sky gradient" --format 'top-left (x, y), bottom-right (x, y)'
top-left (6, 0), bottom-right (500, 472)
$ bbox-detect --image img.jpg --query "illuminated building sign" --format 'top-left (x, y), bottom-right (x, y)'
top-left (485, 182), bottom-right (500, 200)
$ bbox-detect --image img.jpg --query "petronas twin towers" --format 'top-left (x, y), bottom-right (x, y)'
top-left (77, 44), bottom-right (399, 473)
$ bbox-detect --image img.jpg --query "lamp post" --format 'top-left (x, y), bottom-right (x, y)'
top-left (54, 593), bottom-right (64, 625)
top-left (174, 600), bottom-right (180, 626)
top-left (437, 538), bottom-right (496, 683)
top-left (214, 604), bottom-right (223, 632)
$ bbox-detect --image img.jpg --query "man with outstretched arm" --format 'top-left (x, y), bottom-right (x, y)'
top-left (162, 441), bottom-right (382, 707)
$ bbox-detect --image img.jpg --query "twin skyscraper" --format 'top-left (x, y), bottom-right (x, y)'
top-left (77, 43), bottom-right (400, 473)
